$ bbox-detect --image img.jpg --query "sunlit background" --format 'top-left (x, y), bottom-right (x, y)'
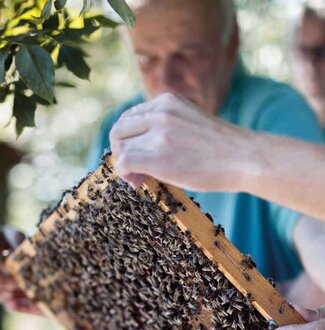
top-left (0, 0), bottom-right (318, 329)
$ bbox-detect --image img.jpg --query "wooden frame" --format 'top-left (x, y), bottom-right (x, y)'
top-left (5, 156), bottom-right (305, 328)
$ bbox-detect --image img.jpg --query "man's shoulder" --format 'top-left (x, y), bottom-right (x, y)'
top-left (115, 93), bottom-right (146, 113)
top-left (238, 75), bottom-right (303, 105)
top-left (232, 75), bottom-right (319, 131)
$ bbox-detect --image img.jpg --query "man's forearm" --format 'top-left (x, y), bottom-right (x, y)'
top-left (292, 215), bottom-right (325, 295)
top-left (241, 132), bottom-right (325, 220)
top-left (110, 93), bottom-right (325, 219)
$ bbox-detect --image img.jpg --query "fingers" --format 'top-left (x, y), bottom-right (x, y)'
top-left (1, 226), bottom-right (25, 248)
top-left (119, 93), bottom-right (196, 122)
top-left (111, 113), bottom-right (172, 158)
top-left (0, 272), bottom-right (37, 314)
top-left (109, 92), bottom-right (209, 189)
top-left (110, 116), bottom-right (151, 155)
top-left (111, 107), bottom-right (175, 147)
top-left (120, 174), bottom-right (145, 189)
top-left (115, 152), bottom-right (156, 180)
top-left (111, 131), bottom-right (153, 160)
top-left (120, 93), bottom-right (179, 120)
top-left (120, 102), bottom-right (155, 120)
top-left (278, 318), bottom-right (325, 330)
top-left (291, 304), bottom-right (319, 322)
top-left (5, 297), bottom-right (42, 315)
top-left (0, 273), bottom-right (18, 291)
top-left (0, 281), bottom-right (25, 303)
top-left (110, 93), bottom-right (199, 155)
top-left (0, 287), bottom-right (43, 316)
top-left (278, 305), bottom-right (325, 330)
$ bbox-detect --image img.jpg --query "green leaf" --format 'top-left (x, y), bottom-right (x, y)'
top-left (0, 86), bottom-right (10, 103)
top-left (14, 1), bottom-right (25, 13)
top-left (54, 0), bottom-right (67, 10)
top-left (16, 122), bottom-right (24, 137)
top-left (86, 15), bottom-right (119, 28)
top-left (15, 19), bottom-right (38, 28)
top-left (16, 45), bottom-right (55, 102)
top-left (52, 26), bottom-right (99, 42)
top-left (80, 0), bottom-right (92, 16)
top-left (13, 4), bottom-right (35, 19)
top-left (14, 80), bottom-right (28, 92)
top-left (55, 81), bottom-right (76, 88)
top-left (41, 0), bottom-right (52, 19)
top-left (58, 45), bottom-right (90, 80)
top-left (62, 9), bottom-right (72, 25)
top-left (106, 0), bottom-right (135, 28)
top-left (4, 51), bottom-right (13, 71)
top-left (0, 47), bottom-right (9, 84)
top-left (0, 30), bottom-right (52, 43)
top-left (13, 92), bottom-right (37, 136)
top-left (43, 13), bottom-right (60, 29)
top-left (32, 94), bottom-right (52, 105)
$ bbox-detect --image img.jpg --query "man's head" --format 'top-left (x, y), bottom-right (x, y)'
top-left (291, 6), bottom-right (325, 122)
top-left (127, 0), bottom-right (239, 115)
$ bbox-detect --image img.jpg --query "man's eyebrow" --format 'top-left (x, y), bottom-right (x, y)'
top-left (134, 48), bottom-right (151, 55)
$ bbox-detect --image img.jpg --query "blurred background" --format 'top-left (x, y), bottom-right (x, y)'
top-left (0, 0), bottom-right (319, 329)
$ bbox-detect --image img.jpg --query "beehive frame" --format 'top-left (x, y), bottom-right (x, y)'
top-left (5, 155), bottom-right (305, 329)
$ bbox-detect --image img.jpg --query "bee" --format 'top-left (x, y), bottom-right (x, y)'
top-left (278, 303), bottom-right (285, 315)
top-left (267, 277), bottom-right (276, 288)
top-left (243, 272), bottom-right (252, 281)
top-left (214, 224), bottom-right (225, 236)
top-left (246, 293), bottom-right (254, 303)
top-left (240, 254), bottom-right (257, 269)
top-left (205, 212), bottom-right (214, 223)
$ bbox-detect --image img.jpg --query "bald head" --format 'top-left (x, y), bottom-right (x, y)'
top-left (127, 0), bottom-right (236, 45)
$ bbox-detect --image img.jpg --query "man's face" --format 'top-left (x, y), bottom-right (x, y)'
top-left (293, 14), bottom-right (325, 103)
top-left (129, 0), bottom-right (237, 115)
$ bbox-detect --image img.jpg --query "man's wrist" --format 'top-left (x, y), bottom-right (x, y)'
top-left (235, 130), bottom-right (266, 194)
top-left (209, 120), bottom-right (263, 193)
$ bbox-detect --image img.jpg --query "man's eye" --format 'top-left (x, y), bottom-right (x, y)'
top-left (137, 54), bottom-right (148, 64)
top-left (183, 50), bottom-right (199, 57)
top-left (296, 45), bottom-right (325, 61)
top-left (137, 55), bottom-right (156, 66)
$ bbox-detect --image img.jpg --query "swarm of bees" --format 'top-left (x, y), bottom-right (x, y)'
top-left (9, 153), bottom-right (271, 329)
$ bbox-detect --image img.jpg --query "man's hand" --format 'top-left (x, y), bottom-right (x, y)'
top-left (0, 274), bottom-right (41, 315)
top-left (110, 93), bottom-right (254, 191)
top-left (0, 226), bottom-right (42, 315)
top-left (279, 305), bottom-right (325, 329)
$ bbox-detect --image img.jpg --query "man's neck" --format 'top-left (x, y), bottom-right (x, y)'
top-left (311, 98), bottom-right (325, 129)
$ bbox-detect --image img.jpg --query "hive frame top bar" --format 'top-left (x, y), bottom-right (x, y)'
top-left (5, 155), bottom-right (305, 328)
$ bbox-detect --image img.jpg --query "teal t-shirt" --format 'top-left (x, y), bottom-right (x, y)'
top-left (87, 71), bottom-right (324, 282)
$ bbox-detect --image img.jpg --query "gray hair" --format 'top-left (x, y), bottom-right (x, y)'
top-left (296, 2), bottom-right (325, 32)
top-left (217, 0), bottom-right (236, 45)
top-left (287, 3), bottom-right (325, 51)
top-left (303, 0), bottom-right (325, 16)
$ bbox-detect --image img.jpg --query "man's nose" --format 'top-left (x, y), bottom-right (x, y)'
top-left (158, 56), bottom-right (184, 91)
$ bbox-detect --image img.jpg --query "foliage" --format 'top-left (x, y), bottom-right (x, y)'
top-left (0, 0), bottom-right (135, 136)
